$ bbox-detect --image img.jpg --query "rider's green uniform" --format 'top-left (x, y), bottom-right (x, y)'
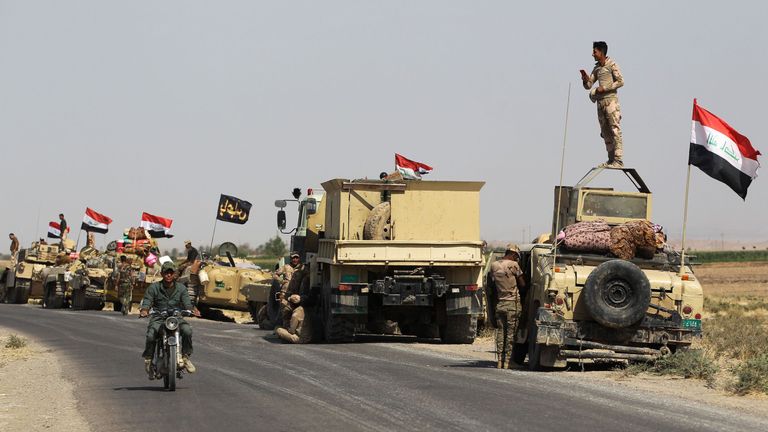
top-left (140, 281), bottom-right (194, 359)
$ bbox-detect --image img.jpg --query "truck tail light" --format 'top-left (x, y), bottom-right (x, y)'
top-left (681, 274), bottom-right (695, 281)
top-left (682, 305), bottom-right (693, 315)
top-left (695, 313), bottom-right (702, 319)
top-left (465, 284), bottom-right (479, 291)
top-left (338, 284), bottom-right (352, 292)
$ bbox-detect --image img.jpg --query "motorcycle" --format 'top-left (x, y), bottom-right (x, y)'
top-left (142, 308), bottom-right (193, 391)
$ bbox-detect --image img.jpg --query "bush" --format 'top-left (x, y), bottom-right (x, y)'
top-left (623, 350), bottom-right (718, 385)
top-left (5, 334), bottom-right (27, 349)
top-left (691, 250), bottom-right (768, 263)
top-left (731, 354), bottom-right (768, 395)
top-left (704, 310), bottom-right (768, 360)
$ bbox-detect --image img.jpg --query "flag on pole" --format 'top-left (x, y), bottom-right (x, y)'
top-left (47, 221), bottom-right (70, 239)
top-left (690, 99), bottom-right (761, 199)
top-left (395, 153), bottom-right (433, 180)
top-left (216, 194), bottom-right (252, 225)
top-left (140, 212), bottom-right (174, 238)
top-left (81, 208), bottom-right (113, 234)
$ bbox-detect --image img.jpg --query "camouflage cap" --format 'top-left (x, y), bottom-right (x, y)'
top-left (505, 243), bottom-right (520, 255)
top-left (290, 252), bottom-right (300, 259)
top-left (161, 261), bottom-right (177, 273)
top-left (184, 240), bottom-right (192, 246)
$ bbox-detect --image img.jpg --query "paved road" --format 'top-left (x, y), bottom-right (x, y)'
top-left (1, 304), bottom-right (765, 432)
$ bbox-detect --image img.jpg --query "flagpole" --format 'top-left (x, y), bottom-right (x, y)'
top-left (550, 82), bottom-right (572, 286)
top-left (209, 218), bottom-right (219, 255)
top-left (679, 164), bottom-right (693, 276)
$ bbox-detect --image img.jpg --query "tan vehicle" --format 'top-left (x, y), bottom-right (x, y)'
top-left (276, 179), bottom-right (486, 343)
top-left (179, 243), bottom-right (272, 320)
top-left (66, 248), bottom-right (111, 310)
top-left (3, 241), bottom-right (70, 304)
top-left (502, 167), bottom-right (704, 369)
top-left (100, 230), bottom-right (164, 312)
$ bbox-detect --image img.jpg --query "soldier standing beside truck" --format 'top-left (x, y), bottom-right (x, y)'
top-left (581, 40), bottom-right (625, 168)
top-left (274, 252), bottom-right (301, 293)
top-left (115, 255), bottom-right (135, 315)
top-left (490, 244), bottom-right (526, 369)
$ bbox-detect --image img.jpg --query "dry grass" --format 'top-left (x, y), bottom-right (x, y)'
top-left (5, 334), bottom-right (27, 349)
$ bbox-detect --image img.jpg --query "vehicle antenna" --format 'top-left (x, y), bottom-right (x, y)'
top-left (550, 83), bottom-right (571, 282)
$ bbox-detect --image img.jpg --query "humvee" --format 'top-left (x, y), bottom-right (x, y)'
top-left (505, 167), bottom-right (704, 369)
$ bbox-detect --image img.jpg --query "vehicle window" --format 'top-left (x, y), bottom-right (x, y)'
top-left (581, 192), bottom-right (647, 219)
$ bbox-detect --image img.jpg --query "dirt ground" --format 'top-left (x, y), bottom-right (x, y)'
top-left (0, 329), bottom-right (90, 432)
top-left (694, 261), bottom-right (768, 297)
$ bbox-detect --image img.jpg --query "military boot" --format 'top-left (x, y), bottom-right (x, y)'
top-left (183, 355), bottom-right (196, 374)
top-left (496, 358), bottom-right (505, 369)
top-left (144, 358), bottom-right (154, 379)
top-left (607, 158), bottom-right (624, 168)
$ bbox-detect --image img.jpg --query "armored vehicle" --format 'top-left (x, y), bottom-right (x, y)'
top-left (67, 247), bottom-right (111, 310)
top-left (276, 179), bottom-right (486, 343)
top-left (179, 242), bottom-right (272, 320)
top-left (502, 167), bottom-right (704, 369)
top-left (104, 230), bottom-right (162, 312)
top-left (4, 241), bottom-right (69, 304)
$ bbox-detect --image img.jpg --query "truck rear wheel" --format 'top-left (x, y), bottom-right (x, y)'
top-left (363, 202), bottom-right (391, 240)
top-left (440, 315), bottom-right (477, 344)
top-left (583, 260), bottom-right (651, 329)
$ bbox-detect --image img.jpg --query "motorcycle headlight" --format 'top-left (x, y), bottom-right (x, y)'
top-left (165, 316), bottom-right (179, 331)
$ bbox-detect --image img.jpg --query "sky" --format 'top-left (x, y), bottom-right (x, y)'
top-left (1, 1), bottom-right (766, 252)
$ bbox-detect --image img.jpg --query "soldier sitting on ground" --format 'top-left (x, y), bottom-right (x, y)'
top-left (275, 294), bottom-right (313, 344)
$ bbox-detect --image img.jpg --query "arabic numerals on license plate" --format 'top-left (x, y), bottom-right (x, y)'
top-left (683, 319), bottom-right (701, 329)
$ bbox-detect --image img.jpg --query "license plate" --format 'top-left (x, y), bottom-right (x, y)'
top-left (682, 319), bottom-right (701, 330)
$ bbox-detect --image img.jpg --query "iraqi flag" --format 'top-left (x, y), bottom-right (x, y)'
top-left (690, 99), bottom-right (761, 199)
top-left (140, 212), bottom-right (174, 238)
top-left (81, 208), bottom-right (113, 234)
top-left (395, 153), bottom-right (433, 180)
top-left (47, 222), bottom-right (70, 239)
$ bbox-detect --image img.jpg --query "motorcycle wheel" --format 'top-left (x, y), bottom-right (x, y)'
top-left (168, 345), bottom-right (177, 391)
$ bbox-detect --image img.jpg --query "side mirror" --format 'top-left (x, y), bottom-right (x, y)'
top-left (274, 200), bottom-right (287, 209)
top-left (306, 198), bottom-right (317, 215)
top-left (277, 210), bottom-right (287, 230)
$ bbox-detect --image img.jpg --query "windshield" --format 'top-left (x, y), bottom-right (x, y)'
top-left (581, 192), bottom-right (648, 220)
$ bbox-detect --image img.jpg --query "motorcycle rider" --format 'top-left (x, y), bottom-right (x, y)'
top-left (139, 261), bottom-right (200, 377)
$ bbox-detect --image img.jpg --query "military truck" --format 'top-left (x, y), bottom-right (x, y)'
top-left (4, 242), bottom-right (68, 304)
top-left (503, 167), bottom-right (704, 369)
top-left (179, 242), bottom-right (273, 321)
top-left (276, 179), bottom-right (486, 343)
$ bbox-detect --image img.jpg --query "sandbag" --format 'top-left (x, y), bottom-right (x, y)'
top-left (561, 220), bottom-right (612, 253)
top-left (609, 220), bottom-right (657, 260)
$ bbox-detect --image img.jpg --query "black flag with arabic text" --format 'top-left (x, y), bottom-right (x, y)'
top-left (217, 194), bottom-right (251, 224)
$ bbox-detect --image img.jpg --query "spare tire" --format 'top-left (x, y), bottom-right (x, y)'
top-left (363, 202), bottom-right (391, 240)
top-left (583, 260), bottom-right (650, 329)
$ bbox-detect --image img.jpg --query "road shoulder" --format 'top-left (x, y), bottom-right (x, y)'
top-left (0, 328), bottom-right (91, 432)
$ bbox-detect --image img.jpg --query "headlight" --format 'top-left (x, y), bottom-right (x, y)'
top-left (165, 317), bottom-right (179, 331)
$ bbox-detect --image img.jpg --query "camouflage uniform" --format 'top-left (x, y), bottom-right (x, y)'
top-left (583, 58), bottom-right (624, 164)
top-left (274, 262), bottom-right (298, 293)
top-left (490, 258), bottom-right (523, 368)
top-left (275, 304), bottom-right (313, 344)
top-left (279, 264), bottom-right (308, 325)
top-left (9, 236), bottom-right (19, 267)
top-left (116, 262), bottom-right (135, 315)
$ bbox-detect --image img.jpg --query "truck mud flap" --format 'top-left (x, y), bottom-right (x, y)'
top-left (446, 292), bottom-right (482, 316)
top-left (534, 308), bottom-right (565, 346)
top-left (331, 294), bottom-right (367, 315)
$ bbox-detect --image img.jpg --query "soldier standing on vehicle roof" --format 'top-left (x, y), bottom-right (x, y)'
top-left (177, 240), bottom-right (200, 276)
top-left (490, 244), bottom-right (526, 369)
top-left (58, 213), bottom-right (68, 242)
top-left (115, 255), bottom-right (135, 316)
top-left (275, 294), bottom-right (313, 344)
top-left (582, 41), bottom-right (625, 168)
top-left (140, 261), bottom-right (201, 377)
top-left (9, 233), bottom-right (19, 267)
